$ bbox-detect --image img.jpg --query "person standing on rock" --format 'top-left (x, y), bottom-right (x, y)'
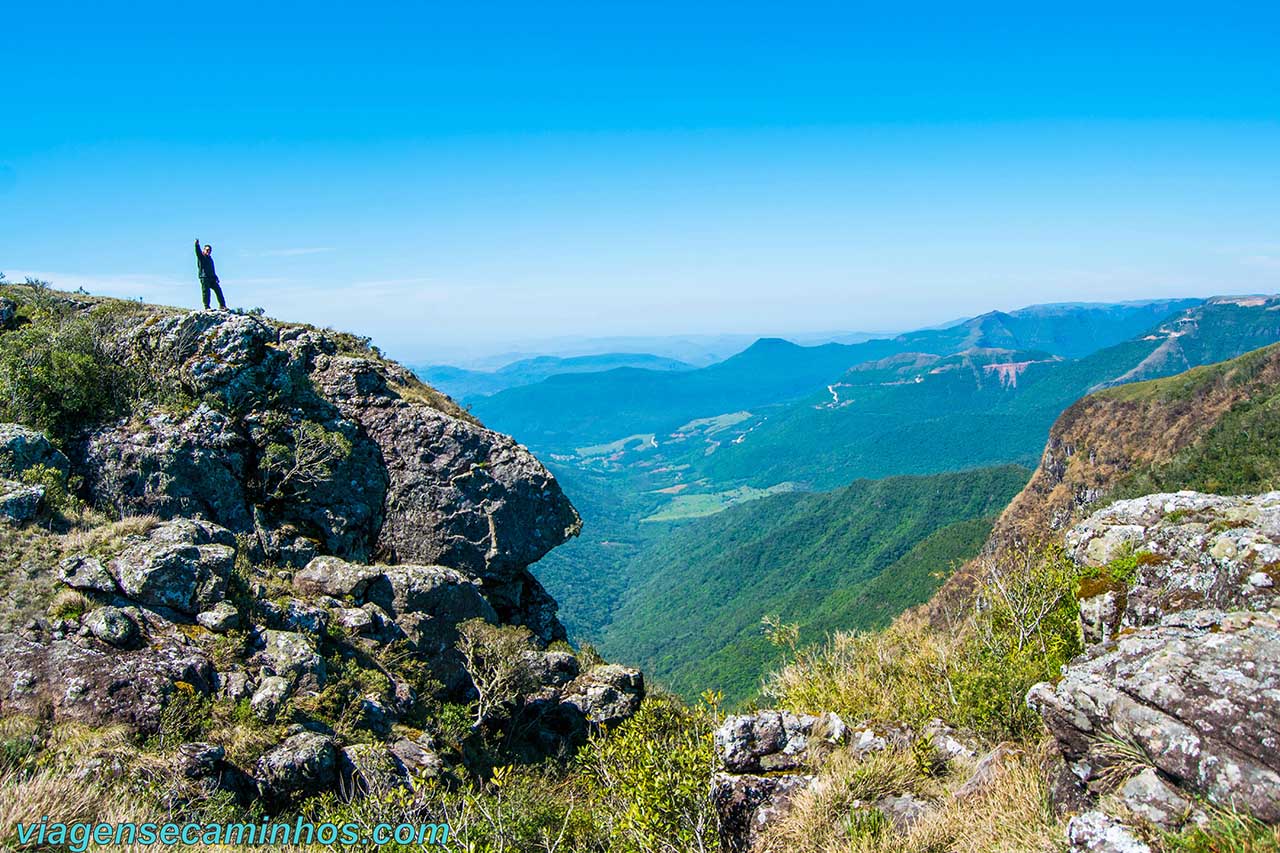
top-left (194, 238), bottom-right (227, 310)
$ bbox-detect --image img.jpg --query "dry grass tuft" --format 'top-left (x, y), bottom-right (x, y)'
top-left (760, 742), bottom-right (1064, 853)
top-left (763, 615), bottom-right (963, 728)
top-left (61, 514), bottom-right (161, 558)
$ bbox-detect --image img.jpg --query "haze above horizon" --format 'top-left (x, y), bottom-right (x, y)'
top-left (3, 1), bottom-right (1279, 363)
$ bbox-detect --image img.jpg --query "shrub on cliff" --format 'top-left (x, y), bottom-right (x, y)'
top-left (764, 545), bottom-right (1082, 741)
top-left (0, 316), bottom-right (128, 441)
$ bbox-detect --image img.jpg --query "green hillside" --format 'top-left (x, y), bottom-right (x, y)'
top-left (597, 465), bottom-right (1030, 704)
top-left (1105, 343), bottom-right (1280, 498)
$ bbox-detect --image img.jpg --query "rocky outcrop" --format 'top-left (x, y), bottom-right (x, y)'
top-left (0, 612), bottom-right (214, 733)
top-left (69, 309), bottom-right (579, 637)
top-left (1029, 491), bottom-right (1280, 847)
top-left (255, 731), bottom-right (339, 804)
top-left (1030, 609), bottom-right (1280, 824)
top-left (710, 711), bottom-right (853, 853)
top-left (0, 480), bottom-right (44, 522)
top-left (106, 519), bottom-right (236, 615)
top-left (0, 299), bottom-right (630, 811)
top-left (1066, 491), bottom-right (1280, 627)
top-left (0, 423), bottom-right (71, 479)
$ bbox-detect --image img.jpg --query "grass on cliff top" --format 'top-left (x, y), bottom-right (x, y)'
top-left (0, 279), bottom-right (475, 434)
top-left (1096, 340), bottom-right (1280, 404)
top-left (1107, 387), bottom-right (1280, 499)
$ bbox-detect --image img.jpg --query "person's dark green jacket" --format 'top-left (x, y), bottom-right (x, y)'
top-left (195, 239), bottom-right (219, 284)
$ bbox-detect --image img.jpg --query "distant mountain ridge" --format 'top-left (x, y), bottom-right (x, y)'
top-left (417, 352), bottom-right (693, 399)
top-left (472, 297), bottom-right (1205, 452)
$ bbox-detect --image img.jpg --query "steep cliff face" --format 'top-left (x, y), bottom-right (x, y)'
top-left (68, 307), bottom-right (581, 639)
top-left (927, 342), bottom-right (1280, 620)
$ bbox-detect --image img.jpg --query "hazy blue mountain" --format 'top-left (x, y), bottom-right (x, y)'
top-left (473, 298), bottom-right (1203, 454)
top-left (692, 297), bottom-right (1280, 489)
top-left (416, 352), bottom-right (692, 399)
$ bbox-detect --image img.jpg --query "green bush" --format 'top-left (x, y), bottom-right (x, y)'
top-left (576, 693), bottom-right (721, 853)
top-left (949, 546), bottom-right (1082, 739)
top-left (0, 314), bottom-right (132, 441)
top-left (19, 463), bottom-right (80, 516)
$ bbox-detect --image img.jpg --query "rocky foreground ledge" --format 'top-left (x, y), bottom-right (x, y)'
top-left (0, 299), bottom-right (638, 806)
top-left (711, 491), bottom-right (1280, 853)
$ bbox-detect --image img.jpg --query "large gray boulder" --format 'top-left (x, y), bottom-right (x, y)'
top-left (0, 480), bottom-right (43, 523)
top-left (0, 623), bottom-right (213, 733)
top-left (711, 772), bottom-right (816, 853)
top-left (306, 353), bottom-right (581, 582)
top-left (559, 664), bottom-right (645, 727)
top-left (106, 518), bottom-right (236, 614)
top-left (714, 710), bottom-right (849, 774)
top-left (1066, 491), bottom-right (1280, 627)
top-left (1028, 608), bottom-right (1280, 824)
top-left (0, 423), bottom-right (70, 479)
top-left (76, 407), bottom-right (253, 534)
top-left (253, 630), bottom-right (325, 690)
top-left (254, 731), bottom-right (338, 803)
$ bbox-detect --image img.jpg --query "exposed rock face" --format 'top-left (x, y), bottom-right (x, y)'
top-left (0, 620), bottom-right (214, 733)
top-left (0, 300), bottom-right (628, 812)
top-left (71, 308), bottom-right (579, 635)
top-left (1030, 491), bottom-right (1280, 845)
top-left (0, 423), bottom-right (71, 479)
top-left (255, 731), bottom-right (339, 804)
top-left (77, 407), bottom-right (256, 536)
top-left (305, 353), bottom-right (581, 578)
top-left (710, 710), bottom-right (851, 853)
top-left (108, 519), bottom-right (237, 615)
top-left (559, 664), bottom-right (645, 726)
top-left (1065, 811), bottom-right (1154, 853)
top-left (711, 772), bottom-right (816, 853)
top-left (1067, 491), bottom-right (1280, 625)
top-left (1029, 608), bottom-right (1280, 824)
top-left (0, 480), bottom-right (43, 522)
top-left (715, 710), bottom-right (848, 774)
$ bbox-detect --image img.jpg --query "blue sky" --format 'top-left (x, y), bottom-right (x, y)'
top-left (3, 1), bottom-right (1279, 362)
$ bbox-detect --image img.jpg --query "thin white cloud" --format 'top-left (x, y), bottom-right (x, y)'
top-left (1241, 254), bottom-right (1280, 272)
top-left (248, 247), bottom-right (337, 258)
top-left (1, 269), bottom-right (185, 301)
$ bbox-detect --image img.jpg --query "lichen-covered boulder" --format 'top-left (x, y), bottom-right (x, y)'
top-left (306, 353), bottom-right (581, 581)
top-left (106, 518), bottom-right (236, 614)
top-left (0, 622), bottom-right (213, 733)
top-left (0, 423), bottom-right (70, 479)
top-left (1065, 811), bottom-right (1154, 853)
top-left (253, 630), bottom-right (325, 690)
top-left (560, 664), bottom-right (645, 727)
top-left (254, 731), bottom-right (338, 803)
top-left (0, 480), bottom-right (43, 523)
top-left (76, 407), bottom-right (253, 534)
top-left (83, 606), bottom-right (140, 648)
top-left (1028, 608), bottom-right (1280, 823)
top-left (714, 710), bottom-right (848, 774)
top-left (1066, 491), bottom-right (1280, 628)
top-left (294, 555), bottom-right (383, 599)
top-left (712, 771), bottom-right (814, 853)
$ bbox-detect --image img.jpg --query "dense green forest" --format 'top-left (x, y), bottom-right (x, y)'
top-left (597, 466), bottom-right (1030, 703)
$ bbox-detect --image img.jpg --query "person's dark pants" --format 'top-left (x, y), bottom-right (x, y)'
top-left (201, 279), bottom-right (227, 309)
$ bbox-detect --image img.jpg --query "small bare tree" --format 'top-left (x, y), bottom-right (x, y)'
top-left (260, 419), bottom-right (352, 500)
top-left (455, 618), bottom-right (536, 726)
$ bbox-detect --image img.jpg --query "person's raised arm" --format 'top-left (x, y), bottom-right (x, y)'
top-left (195, 238), bottom-right (201, 257)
